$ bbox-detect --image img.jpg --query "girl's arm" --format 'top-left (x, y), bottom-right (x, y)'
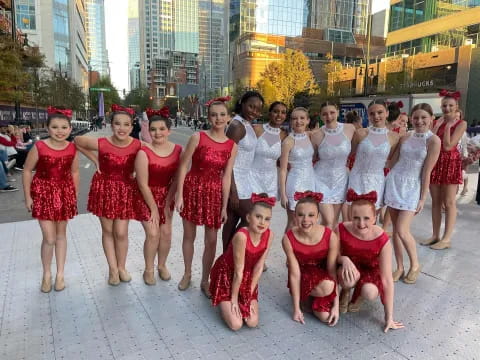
top-left (164, 148), bottom-right (183, 219)
top-left (279, 137), bottom-right (294, 209)
top-left (221, 144), bottom-right (238, 223)
top-left (349, 128), bottom-right (367, 158)
top-left (443, 121), bottom-right (467, 151)
top-left (225, 121), bottom-right (245, 211)
top-left (175, 133), bottom-right (200, 212)
top-left (249, 230), bottom-right (274, 295)
top-left (386, 132), bottom-right (401, 169)
top-left (22, 145), bottom-right (39, 212)
top-left (231, 231), bottom-right (247, 318)
top-left (135, 149), bottom-right (159, 226)
top-left (282, 232), bottom-right (304, 324)
top-left (71, 152), bottom-right (80, 196)
top-left (335, 225), bottom-right (360, 283)
top-left (379, 241), bottom-right (404, 333)
top-left (326, 231), bottom-right (340, 326)
top-left (386, 134), bottom-right (403, 169)
top-left (417, 135), bottom-right (441, 214)
top-left (74, 136), bottom-right (99, 170)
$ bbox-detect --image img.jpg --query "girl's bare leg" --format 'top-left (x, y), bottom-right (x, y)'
top-left (421, 185), bottom-right (442, 245)
top-left (54, 221), bottom-right (68, 290)
top-left (39, 220), bottom-right (56, 292)
top-left (179, 219), bottom-right (196, 290)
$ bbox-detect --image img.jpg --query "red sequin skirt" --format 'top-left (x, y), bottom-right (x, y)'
top-left (31, 177), bottom-right (77, 221)
top-left (430, 150), bottom-right (463, 185)
top-left (351, 267), bottom-right (384, 305)
top-left (210, 256), bottom-right (257, 319)
top-left (135, 185), bottom-right (170, 224)
top-left (88, 173), bottom-right (139, 220)
top-left (180, 172), bottom-right (223, 229)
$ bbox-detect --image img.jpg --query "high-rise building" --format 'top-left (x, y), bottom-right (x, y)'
top-left (128, 0), bottom-right (141, 90)
top-left (86, 0), bottom-right (109, 77)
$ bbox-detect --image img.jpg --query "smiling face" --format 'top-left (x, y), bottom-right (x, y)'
top-left (111, 113), bottom-right (133, 141)
top-left (47, 117), bottom-right (72, 141)
top-left (441, 97), bottom-right (457, 116)
top-left (396, 113), bottom-right (409, 128)
top-left (320, 105), bottom-right (338, 126)
top-left (294, 202), bottom-right (319, 233)
top-left (368, 104), bottom-right (388, 128)
top-left (269, 103), bottom-right (287, 127)
top-left (241, 96), bottom-right (263, 122)
top-left (291, 109), bottom-right (310, 134)
top-left (149, 119), bottom-right (171, 145)
top-left (411, 109), bottom-right (432, 133)
top-left (246, 205), bottom-right (272, 235)
top-left (208, 103), bottom-right (229, 130)
top-left (351, 203), bottom-right (376, 235)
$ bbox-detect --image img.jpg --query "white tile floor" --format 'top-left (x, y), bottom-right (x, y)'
top-left (1, 198), bottom-right (479, 359)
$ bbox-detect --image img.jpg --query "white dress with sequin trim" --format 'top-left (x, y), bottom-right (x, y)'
top-left (348, 127), bottom-right (391, 209)
top-left (286, 133), bottom-right (315, 210)
top-left (230, 115), bottom-right (257, 199)
top-left (384, 131), bottom-right (433, 211)
top-left (314, 123), bottom-right (351, 204)
top-left (250, 124), bottom-right (282, 198)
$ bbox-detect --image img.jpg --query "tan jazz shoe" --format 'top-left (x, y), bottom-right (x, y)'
top-left (392, 268), bottom-right (405, 282)
top-left (178, 274), bottom-right (191, 291)
top-left (403, 266), bottom-right (422, 284)
top-left (54, 276), bottom-right (65, 292)
top-left (200, 281), bottom-right (212, 299)
top-left (41, 277), bottom-right (52, 293)
top-left (420, 237), bottom-right (439, 246)
top-left (143, 270), bottom-right (156, 286)
top-left (339, 289), bottom-right (350, 314)
top-left (430, 240), bottom-right (451, 250)
top-left (108, 270), bottom-right (120, 286)
top-left (157, 267), bottom-right (171, 281)
top-left (118, 269), bottom-right (132, 282)
top-left (348, 297), bottom-right (363, 313)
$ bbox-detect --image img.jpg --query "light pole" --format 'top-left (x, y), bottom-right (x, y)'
top-left (363, 0), bottom-right (373, 96)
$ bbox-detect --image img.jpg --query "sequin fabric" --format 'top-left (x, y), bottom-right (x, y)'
top-left (348, 127), bottom-right (390, 209)
top-left (314, 123), bottom-right (351, 204)
top-left (384, 131), bottom-right (433, 211)
top-left (250, 124), bottom-right (282, 198)
top-left (430, 120), bottom-right (463, 185)
top-left (180, 132), bottom-right (234, 229)
top-left (136, 145), bottom-right (182, 223)
top-left (286, 133), bottom-right (315, 210)
top-left (31, 141), bottom-right (77, 221)
top-left (286, 228), bottom-right (335, 313)
top-left (87, 137), bottom-right (141, 219)
top-left (210, 228), bottom-right (270, 318)
top-left (338, 223), bottom-right (389, 304)
top-left (230, 115), bottom-right (257, 199)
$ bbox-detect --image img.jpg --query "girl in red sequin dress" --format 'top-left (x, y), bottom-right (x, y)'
top-left (175, 101), bottom-right (237, 296)
top-left (282, 191), bottom-right (340, 326)
top-left (23, 107), bottom-right (79, 293)
top-left (337, 190), bottom-right (403, 333)
top-left (422, 92), bottom-right (467, 250)
top-left (210, 194), bottom-right (274, 331)
top-left (75, 105), bottom-right (141, 285)
top-left (135, 108), bottom-right (182, 285)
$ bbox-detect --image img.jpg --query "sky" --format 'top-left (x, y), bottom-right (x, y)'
top-left (105, 0), bottom-right (388, 95)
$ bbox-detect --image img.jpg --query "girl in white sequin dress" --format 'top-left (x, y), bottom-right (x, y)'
top-left (311, 102), bottom-right (355, 229)
top-left (280, 107), bottom-right (316, 231)
top-left (384, 103), bottom-right (440, 284)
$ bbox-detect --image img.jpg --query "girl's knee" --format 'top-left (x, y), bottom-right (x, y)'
top-left (361, 283), bottom-right (379, 301)
top-left (228, 318), bottom-right (243, 331)
top-left (312, 280), bottom-right (335, 297)
top-left (43, 237), bottom-right (56, 246)
top-left (245, 316), bottom-right (258, 328)
top-left (314, 311), bottom-right (330, 323)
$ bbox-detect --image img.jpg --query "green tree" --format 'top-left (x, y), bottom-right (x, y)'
top-left (89, 76), bottom-right (121, 112)
top-left (256, 49), bottom-right (318, 109)
top-left (36, 71), bottom-right (85, 111)
top-left (123, 87), bottom-right (153, 110)
top-left (321, 54), bottom-right (344, 97)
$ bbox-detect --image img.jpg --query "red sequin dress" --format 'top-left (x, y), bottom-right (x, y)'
top-left (180, 132), bottom-right (235, 229)
top-left (286, 228), bottom-right (336, 313)
top-left (31, 141), bottom-right (77, 221)
top-left (430, 120), bottom-right (464, 185)
top-left (136, 144), bottom-right (182, 223)
top-left (338, 223), bottom-right (389, 304)
top-left (210, 228), bottom-right (270, 318)
top-left (88, 137), bottom-right (141, 219)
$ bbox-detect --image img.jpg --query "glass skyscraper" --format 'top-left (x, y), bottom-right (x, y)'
top-left (86, 0), bottom-right (109, 76)
top-left (128, 0), bottom-right (140, 89)
top-left (53, 0), bottom-right (70, 71)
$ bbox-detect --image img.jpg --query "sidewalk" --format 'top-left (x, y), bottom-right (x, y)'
top-left (1, 194), bottom-right (479, 359)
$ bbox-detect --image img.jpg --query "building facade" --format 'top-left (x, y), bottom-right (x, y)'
top-left (85, 0), bottom-right (109, 77)
top-left (128, 0), bottom-right (140, 90)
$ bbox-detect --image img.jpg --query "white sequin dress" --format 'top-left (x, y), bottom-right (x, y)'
top-left (250, 124), bottom-right (282, 198)
top-left (348, 127), bottom-right (390, 209)
top-left (314, 123), bottom-right (351, 204)
top-left (384, 131), bottom-right (433, 211)
top-left (230, 115), bottom-right (257, 199)
top-left (286, 133), bottom-right (315, 210)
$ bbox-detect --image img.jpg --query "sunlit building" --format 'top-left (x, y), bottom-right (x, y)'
top-left (128, 0), bottom-right (140, 90)
top-left (86, 0), bottom-right (109, 77)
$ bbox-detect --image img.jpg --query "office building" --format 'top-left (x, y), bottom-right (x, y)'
top-left (128, 0), bottom-right (140, 89)
top-left (86, 0), bottom-right (109, 77)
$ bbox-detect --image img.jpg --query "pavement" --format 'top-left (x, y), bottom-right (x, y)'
top-left (1, 127), bottom-right (480, 359)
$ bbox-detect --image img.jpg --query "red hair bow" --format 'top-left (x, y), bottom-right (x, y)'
top-left (439, 89), bottom-right (461, 100)
top-left (146, 106), bottom-right (170, 119)
top-left (251, 193), bottom-right (276, 206)
top-left (111, 104), bottom-right (135, 116)
top-left (294, 191), bottom-right (324, 203)
top-left (346, 189), bottom-right (377, 204)
top-left (205, 96), bottom-right (231, 107)
top-left (47, 106), bottom-right (72, 118)
top-left (397, 101), bottom-right (404, 108)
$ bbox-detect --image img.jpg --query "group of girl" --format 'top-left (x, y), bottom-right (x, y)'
top-left (22, 89), bottom-right (466, 333)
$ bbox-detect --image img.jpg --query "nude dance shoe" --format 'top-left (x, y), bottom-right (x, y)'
top-left (430, 240), bottom-right (451, 250)
top-left (54, 276), bottom-right (65, 292)
top-left (420, 237), bottom-right (439, 246)
top-left (118, 269), bottom-right (132, 282)
top-left (348, 298), bottom-right (363, 313)
top-left (108, 271), bottom-right (120, 286)
top-left (143, 270), bottom-right (156, 286)
top-left (158, 267), bottom-right (171, 281)
top-left (178, 274), bottom-right (191, 291)
top-left (41, 277), bottom-right (52, 293)
top-left (339, 289), bottom-right (350, 314)
top-left (200, 281), bottom-right (212, 299)
top-left (403, 266), bottom-right (422, 284)
top-left (392, 268), bottom-right (404, 282)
